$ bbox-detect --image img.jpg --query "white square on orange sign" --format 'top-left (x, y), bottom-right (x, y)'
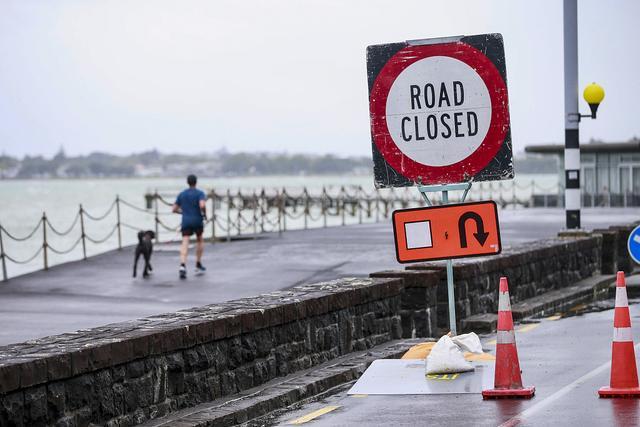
top-left (404, 221), bottom-right (433, 249)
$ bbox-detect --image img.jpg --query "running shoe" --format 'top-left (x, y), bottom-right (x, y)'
top-left (195, 262), bottom-right (206, 275)
top-left (179, 265), bottom-right (187, 280)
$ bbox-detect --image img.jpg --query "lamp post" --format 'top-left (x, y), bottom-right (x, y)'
top-left (563, 0), bottom-right (605, 229)
top-left (583, 83), bottom-right (605, 119)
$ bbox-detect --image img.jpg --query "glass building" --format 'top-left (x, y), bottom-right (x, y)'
top-left (525, 140), bottom-right (640, 206)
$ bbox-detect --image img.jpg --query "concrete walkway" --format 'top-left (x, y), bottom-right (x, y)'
top-left (0, 208), bottom-right (638, 345)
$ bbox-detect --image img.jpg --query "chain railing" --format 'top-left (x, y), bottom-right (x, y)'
top-left (0, 186), bottom-right (414, 281)
top-left (4, 179), bottom-right (634, 281)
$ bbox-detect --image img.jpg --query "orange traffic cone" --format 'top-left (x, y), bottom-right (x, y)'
top-left (482, 277), bottom-right (535, 399)
top-left (599, 271), bottom-right (640, 398)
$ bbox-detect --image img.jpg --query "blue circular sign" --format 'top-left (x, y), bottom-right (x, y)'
top-left (628, 225), bottom-right (640, 265)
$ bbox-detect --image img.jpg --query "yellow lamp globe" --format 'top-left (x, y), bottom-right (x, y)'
top-left (583, 82), bottom-right (605, 118)
top-left (584, 82), bottom-right (605, 104)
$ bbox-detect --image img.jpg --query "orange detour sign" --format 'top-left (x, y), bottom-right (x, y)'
top-left (392, 201), bottom-right (501, 263)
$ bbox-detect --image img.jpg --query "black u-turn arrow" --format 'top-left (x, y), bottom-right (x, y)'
top-left (458, 212), bottom-right (489, 248)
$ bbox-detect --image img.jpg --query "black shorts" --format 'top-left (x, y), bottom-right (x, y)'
top-left (181, 226), bottom-right (203, 237)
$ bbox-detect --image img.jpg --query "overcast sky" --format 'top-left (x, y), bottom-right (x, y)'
top-left (0, 0), bottom-right (638, 158)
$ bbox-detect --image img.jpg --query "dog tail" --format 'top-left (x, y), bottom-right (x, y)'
top-left (137, 231), bottom-right (144, 243)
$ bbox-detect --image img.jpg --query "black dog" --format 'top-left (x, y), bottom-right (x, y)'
top-left (133, 230), bottom-right (155, 278)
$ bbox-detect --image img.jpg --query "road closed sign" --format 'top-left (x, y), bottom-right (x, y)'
top-left (367, 34), bottom-right (513, 188)
top-left (392, 201), bottom-right (501, 263)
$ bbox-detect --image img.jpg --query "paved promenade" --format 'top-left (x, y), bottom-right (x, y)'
top-left (268, 302), bottom-right (640, 426)
top-left (0, 207), bottom-right (638, 345)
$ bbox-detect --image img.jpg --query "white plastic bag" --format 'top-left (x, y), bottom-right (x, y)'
top-left (425, 335), bottom-right (474, 375)
top-left (451, 332), bottom-right (483, 354)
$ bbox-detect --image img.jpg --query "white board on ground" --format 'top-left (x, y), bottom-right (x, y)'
top-left (347, 359), bottom-right (494, 395)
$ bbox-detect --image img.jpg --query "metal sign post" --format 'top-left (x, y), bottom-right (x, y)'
top-left (417, 182), bottom-right (472, 336)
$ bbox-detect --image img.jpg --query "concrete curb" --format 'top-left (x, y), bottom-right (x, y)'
top-left (613, 271), bottom-right (640, 297)
top-left (512, 274), bottom-right (614, 319)
top-left (461, 274), bottom-right (616, 332)
top-left (140, 339), bottom-right (421, 427)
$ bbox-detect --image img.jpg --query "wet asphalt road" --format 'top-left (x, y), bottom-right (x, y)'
top-left (0, 207), bottom-right (638, 345)
top-left (267, 302), bottom-right (640, 427)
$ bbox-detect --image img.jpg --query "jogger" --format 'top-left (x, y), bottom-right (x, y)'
top-left (172, 174), bottom-right (207, 279)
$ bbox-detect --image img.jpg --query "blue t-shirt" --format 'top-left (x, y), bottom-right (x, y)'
top-left (175, 188), bottom-right (206, 228)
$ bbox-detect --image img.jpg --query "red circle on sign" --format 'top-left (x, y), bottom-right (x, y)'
top-left (370, 42), bottom-right (509, 184)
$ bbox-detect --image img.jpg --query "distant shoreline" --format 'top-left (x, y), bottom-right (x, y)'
top-left (0, 170), bottom-right (557, 182)
top-left (0, 149), bottom-right (558, 180)
top-left (0, 172), bottom-right (379, 182)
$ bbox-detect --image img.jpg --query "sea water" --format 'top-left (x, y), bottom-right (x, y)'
top-left (0, 173), bottom-right (557, 278)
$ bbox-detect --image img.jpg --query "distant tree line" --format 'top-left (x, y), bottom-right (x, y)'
top-left (0, 147), bottom-right (560, 179)
top-left (0, 148), bottom-right (373, 179)
top-left (217, 152), bottom-right (370, 176)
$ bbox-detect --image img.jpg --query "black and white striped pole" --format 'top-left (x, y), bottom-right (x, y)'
top-left (563, 0), bottom-right (605, 229)
top-left (563, 0), bottom-right (580, 229)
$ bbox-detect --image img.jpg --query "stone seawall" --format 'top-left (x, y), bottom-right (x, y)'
top-left (0, 223), bottom-right (637, 426)
top-left (369, 270), bottom-right (440, 338)
top-left (371, 235), bottom-right (602, 336)
top-left (370, 222), bottom-right (635, 337)
top-left (596, 224), bottom-right (636, 274)
top-left (416, 235), bottom-right (602, 332)
top-left (0, 278), bottom-right (402, 426)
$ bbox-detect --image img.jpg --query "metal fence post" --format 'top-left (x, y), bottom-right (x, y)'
top-left (260, 189), bottom-right (265, 233)
top-left (154, 190), bottom-right (160, 242)
top-left (358, 186), bottom-right (363, 224)
top-left (253, 190), bottom-right (258, 237)
top-left (226, 189), bottom-right (231, 242)
top-left (322, 187), bottom-right (328, 228)
top-left (116, 196), bottom-right (122, 250)
top-left (42, 212), bottom-right (48, 270)
top-left (531, 179), bottom-right (535, 207)
top-left (281, 188), bottom-right (287, 232)
top-left (340, 186), bottom-right (346, 226)
top-left (79, 204), bottom-right (87, 260)
top-left (303, 188), bottom-right (309, 230)
top-left (276, 189), bottom-right (282, 234)
top-left (0, 226), bottom-right (7, 281)
top-left (236, 190), bottom-right (242, 237)
top-left (210, 190), bottom-right (216, 243)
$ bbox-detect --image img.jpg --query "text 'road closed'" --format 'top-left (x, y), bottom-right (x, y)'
top-left (392, 201), bottom-right (501, 263)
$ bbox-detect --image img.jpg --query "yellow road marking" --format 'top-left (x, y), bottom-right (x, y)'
top-left (570, 303), bottom-right (587, 312)
top-left (546, 314), bottom-right (562, 321)
top-left (289, 406), bottom-right (340, 425)
top-left (517, 323), bottom-right (540, 333)
top-left (350, 394), bottom-right (368, 398)
top-left (466, 352), bottom-right (496, 361)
